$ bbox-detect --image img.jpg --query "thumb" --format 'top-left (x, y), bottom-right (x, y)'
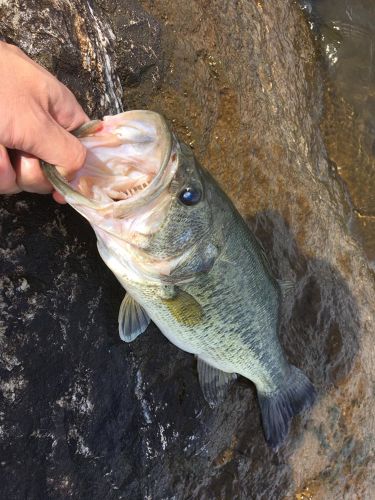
top-left (29, 115), bottom-right (87, 177)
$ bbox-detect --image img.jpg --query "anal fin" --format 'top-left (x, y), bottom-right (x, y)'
top-left (197, 357), bottom-right (236, 407)
top-left (118, 294), bottom-right (151, 342)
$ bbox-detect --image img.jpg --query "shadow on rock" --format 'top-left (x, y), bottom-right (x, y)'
top-left (250, 210), bottom-right (360, 389)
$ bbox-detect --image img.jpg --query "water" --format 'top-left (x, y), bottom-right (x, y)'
top-left (86, 2), bottom-right (123, 113)
top-left (301, 0), bottom-right (375, 264)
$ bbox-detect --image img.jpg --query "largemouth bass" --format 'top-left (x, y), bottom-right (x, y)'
top-left (42, 110), bottom-right (315, 450)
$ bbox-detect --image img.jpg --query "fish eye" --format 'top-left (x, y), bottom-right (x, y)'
top-left (179, 186), bottom-right (202, 206)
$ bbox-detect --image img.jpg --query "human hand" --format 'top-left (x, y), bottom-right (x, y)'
top-left (0, 41), bottom-right (89, 203)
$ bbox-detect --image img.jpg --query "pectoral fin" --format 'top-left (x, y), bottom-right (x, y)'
top-left (197, 357), bottom-right (237, 407)
top-left (160, 288), bottom-right (203, 326)
top-left (118, 294), bottom-right (151, 342)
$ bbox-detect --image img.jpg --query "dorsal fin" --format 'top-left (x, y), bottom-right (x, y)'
top-left (277, 279), bottom-right (295, 298)
top-left (118, 294), bottom-right (151, 342)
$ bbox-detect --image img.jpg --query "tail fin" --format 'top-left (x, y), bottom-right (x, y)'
top-left (258, 366), bottom-right (316, 451)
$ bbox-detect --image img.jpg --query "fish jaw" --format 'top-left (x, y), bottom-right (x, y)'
top-left (71, 111), bottom-right (173, 205)
top-left (42, 111), bottom-right (179, 240)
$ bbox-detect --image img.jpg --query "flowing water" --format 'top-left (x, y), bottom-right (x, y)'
top-left (301, 0), bottom-right (375, 265)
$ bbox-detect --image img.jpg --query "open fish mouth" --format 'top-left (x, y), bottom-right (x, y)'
top-left (72, 111), bottom-right (173, 203)
top-left (43, 111), bottom-right (178, 217)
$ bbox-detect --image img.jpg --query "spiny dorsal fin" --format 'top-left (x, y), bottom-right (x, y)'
top-left (277, 279), bottom-right (295, 298)
top-left (253, 237), bottom-right (277, 281)
top-left (118, 294), bottom-right (151, 342)
top-left (197, 357), bottom-right (237, 407)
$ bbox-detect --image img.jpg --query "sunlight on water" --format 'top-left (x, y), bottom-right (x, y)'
top-left (301, 0), bottom-right (375, 264)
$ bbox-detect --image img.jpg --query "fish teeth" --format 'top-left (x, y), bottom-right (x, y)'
top-left (107, 178), bottom-right (151, 201)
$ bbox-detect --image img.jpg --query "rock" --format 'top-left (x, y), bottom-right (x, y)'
top-left (0, 0), bottom-right (374, 498)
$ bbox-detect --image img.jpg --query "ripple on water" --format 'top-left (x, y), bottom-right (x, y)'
top-left (301, 0), bottom-right (375, 264)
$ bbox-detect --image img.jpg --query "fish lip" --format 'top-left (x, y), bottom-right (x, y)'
top-left (42, 111), bottom-right (177, 217)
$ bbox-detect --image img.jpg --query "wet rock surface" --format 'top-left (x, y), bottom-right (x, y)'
top-left (0, 1), bottom-right (374, 499)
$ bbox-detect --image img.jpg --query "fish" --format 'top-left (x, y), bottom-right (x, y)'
top-left (42, 110), bottom-right (315, 450)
